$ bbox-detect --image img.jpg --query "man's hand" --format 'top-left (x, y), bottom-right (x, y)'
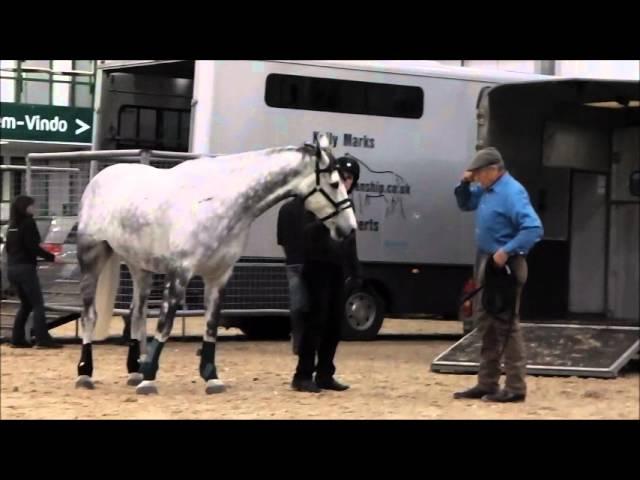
top-left (492, 249), bottom-right (509, 268)
top-left (462, 170), bottom-right (474, 183)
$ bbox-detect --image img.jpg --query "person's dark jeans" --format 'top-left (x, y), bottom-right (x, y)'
top-left (7, 264), bottom-right (51, 343)
top-left (295, 261), bottom-right (344, 380)
top-left (285, 264), bottom-right (309, 355)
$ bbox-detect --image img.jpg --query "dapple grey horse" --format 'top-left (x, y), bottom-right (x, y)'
top-left (74, 134), bottom-right (357, 394)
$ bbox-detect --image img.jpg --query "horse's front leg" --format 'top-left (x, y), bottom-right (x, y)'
top-left (200, 269), bottom-right (233, 394)
top-left (136, 270), bottom-right (189, 395)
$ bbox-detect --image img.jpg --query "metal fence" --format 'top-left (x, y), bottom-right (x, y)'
top-left (1, 150), bottom-right (290, 341)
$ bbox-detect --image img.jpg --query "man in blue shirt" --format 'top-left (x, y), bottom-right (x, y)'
top-left (453, 147), bottom-right (543, 403)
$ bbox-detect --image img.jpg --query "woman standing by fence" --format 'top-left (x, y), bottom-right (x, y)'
top-left (5, 195), bottom-right (63, 348)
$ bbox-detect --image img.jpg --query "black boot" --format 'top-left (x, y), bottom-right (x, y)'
top-left (453, 385), bottom-right (497, 400)
top-left (315, 376), bottom-right (350, 391)
top-left (291, 376), bottom-right (321, 393)
top-left (482, 389), bottom-right (526, 403)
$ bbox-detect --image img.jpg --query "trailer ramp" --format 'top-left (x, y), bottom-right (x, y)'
top-left (431, 323), bottom-right (639, 379)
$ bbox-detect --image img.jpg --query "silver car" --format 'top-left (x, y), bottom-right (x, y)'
top-left (35, 217), bottom-right (82, 307)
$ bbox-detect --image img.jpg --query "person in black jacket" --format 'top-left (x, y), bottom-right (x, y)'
top-left (277, 156), bottom-right (362, 393)
top-left (5, 196), bottom-right (63, 348)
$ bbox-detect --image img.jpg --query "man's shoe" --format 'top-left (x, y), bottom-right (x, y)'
top-left (315, 376), bottom-right (350, 391)
top-left (291, 377), bottom-right (321, 393)
top-left (453, 385), bottom-right (497, 400)
top-left (10, 341), bottom-right (32, 349)
top-left (482, 389), bottom-right (526, 403)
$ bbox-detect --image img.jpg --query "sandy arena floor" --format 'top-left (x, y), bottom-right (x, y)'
top-left (1, 319), bottom-right (638, 419)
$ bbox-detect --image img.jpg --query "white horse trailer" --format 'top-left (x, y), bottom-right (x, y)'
top-left (93, 60), bottom-right (639, 339)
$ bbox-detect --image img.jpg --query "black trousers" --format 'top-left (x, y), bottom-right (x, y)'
top-left (7, 264), bottom-right (50, 343)
top-left (295, 261), bottom-right (344, 380)
top-left (285, 264), bottom-right (308, 354)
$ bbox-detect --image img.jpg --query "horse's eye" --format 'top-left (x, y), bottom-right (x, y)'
top-left (330, 181), bottom-right (340, 189)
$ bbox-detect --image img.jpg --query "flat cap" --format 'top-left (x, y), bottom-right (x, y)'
top-left (467, 147), bottom-right (504, 171)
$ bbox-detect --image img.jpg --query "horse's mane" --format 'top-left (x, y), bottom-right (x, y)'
top-left (282, 142), bottom-right (333, 161)
top-left (195, 144), bottom-right (316, 163)
top-left (266, 145), bottom-right (312, 156)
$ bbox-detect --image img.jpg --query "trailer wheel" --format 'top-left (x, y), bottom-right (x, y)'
top-left (341, 288), bottom-right (385, 341)
top-left (240, 317), bottom-right (291, 340)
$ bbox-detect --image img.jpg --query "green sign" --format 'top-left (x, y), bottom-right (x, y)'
top-left (0, 103), bottom-right (93, 144)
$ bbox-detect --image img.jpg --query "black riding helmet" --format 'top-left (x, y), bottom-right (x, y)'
top-left (336, 156), bottom-right (360, 194)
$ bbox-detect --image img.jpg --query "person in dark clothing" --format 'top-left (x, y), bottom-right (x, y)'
top-left (5, 195), bottom-right (63, 348)
top-left (277, 156), bottom-right (362, 393)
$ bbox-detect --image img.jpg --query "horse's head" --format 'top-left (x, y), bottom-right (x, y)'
top-left (297, 134), bottom-right (357, 241)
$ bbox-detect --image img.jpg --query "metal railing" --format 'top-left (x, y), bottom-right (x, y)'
top-left (1, 150), bottom-right (290, 341)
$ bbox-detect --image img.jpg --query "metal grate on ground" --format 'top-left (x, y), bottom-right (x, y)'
top-left (431, 323), bottom-right (640, 378)
top-left (2, 150), bottom-right (293, 341)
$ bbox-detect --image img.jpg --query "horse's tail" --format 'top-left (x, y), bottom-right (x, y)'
top-left (93, 252), bottom-right (121, 341)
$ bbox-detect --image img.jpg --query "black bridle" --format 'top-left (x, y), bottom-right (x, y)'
top-left (301, 143), bottom-right (354, 223)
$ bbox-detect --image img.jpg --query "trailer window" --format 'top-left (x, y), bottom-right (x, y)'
top-left (265, 73), bottom-right (423, 119)
top-left (117, 105), bottom-right (190, 151)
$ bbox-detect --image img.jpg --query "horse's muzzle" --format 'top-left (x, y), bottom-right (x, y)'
top-left (335, 225), bottom-right (355, 241)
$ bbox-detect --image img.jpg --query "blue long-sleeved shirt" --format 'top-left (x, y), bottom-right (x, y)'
top-left (454, 173), bottom-right (543, 256)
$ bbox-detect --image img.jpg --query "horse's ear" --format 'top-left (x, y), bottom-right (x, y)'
top-left (316, 133), bottom-right (330, 150)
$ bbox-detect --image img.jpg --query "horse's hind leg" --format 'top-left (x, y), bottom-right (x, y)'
top-left (125, 266), bottom-right (153, 386)
top-left (200, 268), bottom-right (233, 395)
top-left (75, 239), bottom-right (112, 390)
top-left (136, 269), bottom-right (189, 395)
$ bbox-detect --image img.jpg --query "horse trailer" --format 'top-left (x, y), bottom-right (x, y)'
top-left (83, 60), bottom-right (639, 339)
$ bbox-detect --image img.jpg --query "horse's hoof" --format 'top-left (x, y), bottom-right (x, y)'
top-left (205, 379), bottom-right (225, 394)
top-left (136, 380), bottom-right (158, 395)
top-left (75, 375), bottom-right (95, 390)
top-left (127, 372), bottom-right (144, 386)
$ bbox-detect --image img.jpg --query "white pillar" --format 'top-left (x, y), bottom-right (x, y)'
top-left (189, 61), bottom-right (216, 154)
